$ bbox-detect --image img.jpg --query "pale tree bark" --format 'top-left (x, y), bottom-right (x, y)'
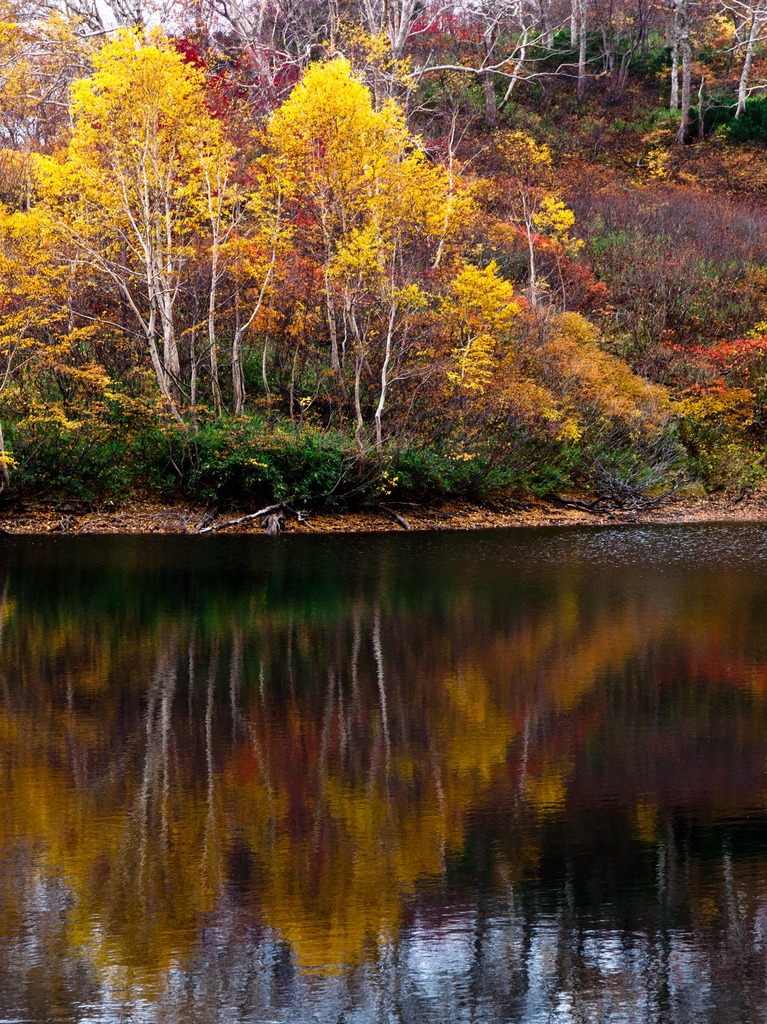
top-left (202, 142), bottom-right (238, 420)
top-left (698, 74), bottom-right (705, 137)
top-left (675, 0), bottom-right (692, 143)
top-left (201, 153), bottom-right (237, 420)
top-left (374, 301), bottom-right (398, 454)
top-left (519, 188), bottom-right (538, 305)
top-left (343, 289), bottom-right (367, 451)
top-left (208, 252), bottom-right (222, 419)
top-left (361, 0), bottom-right (423, 59)
top-left (670, 12), bottom-right (679, 109)
top-left (538, 0), bottom-right (554, 47)
top-left (232, 293), bottom-right (245, 416)
top-left (57, 223), bottom-right (181, 422)
top-left (231, 264), bottom-right (274, 416)
top-left (577, 0), bottom-right (589, 99)
top-left (736, 5), bottom-right (766, 118)
top-left (498, 25), bottom-right (530, 109)
top-left (482, 15), bottom-right (500, 126)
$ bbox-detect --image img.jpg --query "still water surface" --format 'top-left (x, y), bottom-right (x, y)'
top-left (2, 525), bottom-right (767, 1022)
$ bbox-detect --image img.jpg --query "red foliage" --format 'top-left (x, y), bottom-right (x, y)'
top-left (680, 335), bottom-right (767, 387)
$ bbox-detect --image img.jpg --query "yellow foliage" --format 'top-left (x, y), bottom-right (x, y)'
top-left (645, 145), bottom-right (672, 181)
top-left (533, 195), bottom-right (583, 257)
top-left (334, 23), bottom-right (413, 91)
top-left (499, 373), bottom-right (561, 426)
top-left (557, 417), bottom-right (583, 443)
top-left (675, 386), bottom-right (754, 426)
top-left (525, 757), bottom-right (573, 816)
top-left (545, 312), bottom-right (672, 432)
top-left (498, 130), bottom-right (553, 178)
top-left (265, 56), bottom-right (460, 286)
top-left (444, 261), bottom-right (519, 394)
top-left (0, 203), bottom-right (66, 355)
top-left (39, 29), bottom-right (233, 228)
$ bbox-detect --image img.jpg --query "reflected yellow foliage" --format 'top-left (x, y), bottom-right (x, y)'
top-left (634, 801), bottom-right (660, 844)
top-left (3, 549), bottom-right (767, 994)
top-left (525, 757), bottom-right (573, 816)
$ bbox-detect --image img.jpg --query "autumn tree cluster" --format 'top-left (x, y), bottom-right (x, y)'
top-left (1, 0), bottom-right (767, 505)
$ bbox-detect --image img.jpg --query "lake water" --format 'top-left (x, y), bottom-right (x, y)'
top-left (2, 526), bottom-right (767, 1023)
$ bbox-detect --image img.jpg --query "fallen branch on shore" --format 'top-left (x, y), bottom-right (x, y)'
top-left (732, 484), bottom-right (754, 504)
top-left (379, 505), bottom-right (412, 530)
top-left (552, 482), bottom-right (680, 514)
top-left (196, 503), bottom-right (283, 535)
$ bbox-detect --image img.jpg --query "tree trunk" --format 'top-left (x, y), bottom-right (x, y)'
top-left (345, 293), bottom-right (366, 451)
top-left (325, 263), bottom-right (342, 378)
top-left (374, 305), bottom-right (397, 455)
top-left (736, 13), bottom-right (761, 118)
top-left (698, 75), bottom-right (705, 138)
top-left (354, 348), bottom-right (365, 452)
top-left (208, 247), bottom-right (222, 419)
top-left (499, 31), bottom-right (529, 112)
top-left (147, 320), bottom-right (185, 427)
top-left (523, 194), bottom-right (538, 306)
top-left (577, 0), bottom-right (589, 100)
top-left (189, 329), bottom-right (198, 434)
top-left (232, 322), bottom-right (246, 417)
top-left (536, 0), bottom-right (548, 48)
top-left (230, 284), bottom-right (245, 415)
top-left (675, 0), bottom-right (692, 144)
top-left (483, 29), bottom-right (497, 127)
top-left (670, 10), bottom-right (679, 109)
top-left (261, 335), bottom-right (271, 405)
top-left (484, 72), bottom-right (498, 127)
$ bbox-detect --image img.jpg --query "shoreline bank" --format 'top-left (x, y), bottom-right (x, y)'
top-left (1, 490), bottom-right (767, 535)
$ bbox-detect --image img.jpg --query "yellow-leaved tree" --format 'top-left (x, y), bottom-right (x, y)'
top-left (444, 261), bottom-right (519, 395)
top-left (37, 30), bottom-right (236, 424)
top-left (0, 203), bottom-right (67, 497)
top-left (262, 56), bottom-right (463, 451)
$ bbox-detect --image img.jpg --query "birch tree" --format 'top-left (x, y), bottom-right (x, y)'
top-left (264, 57), bottom-right (458, 451)
top-left (724, 0), bottom-right (767, 117)
top-left (670, 0), bottom-right (692, 141)
top-left (38, 31), bottom-right (236, 423)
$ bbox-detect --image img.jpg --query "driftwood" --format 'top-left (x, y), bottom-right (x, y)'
top-left (380, 505), bottom-right (412, 530)
top-left (263, 510), bottom-right (285, 535)
top-left (196, 503), bottom-right (283, 535)
top-left (732, 484), bottom-right (754, 505)
top-left (194, 504), bottom-right (219, 531)
top-left (552, 482), bottom-right (680, 514)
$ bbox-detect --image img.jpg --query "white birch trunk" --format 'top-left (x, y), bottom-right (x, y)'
top-left (736, 12), bottom-right (762, 118)
top-left (577, 0), bottom-right (589, 99)
top-left (670, 9), bottom-right (679, 109)
top-left (374, 303), bottom-right (397, 455)
top-left (676, 0), bottom-right (692, 143)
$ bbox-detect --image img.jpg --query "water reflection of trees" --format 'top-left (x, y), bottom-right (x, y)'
top-left (2, 536), bottom-right (767, 1021)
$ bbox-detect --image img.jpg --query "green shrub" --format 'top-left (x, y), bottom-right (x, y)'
top-left (697, 96), bottom-right (767, 143)
top-left (183, 420), bottom-right (362, 505)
